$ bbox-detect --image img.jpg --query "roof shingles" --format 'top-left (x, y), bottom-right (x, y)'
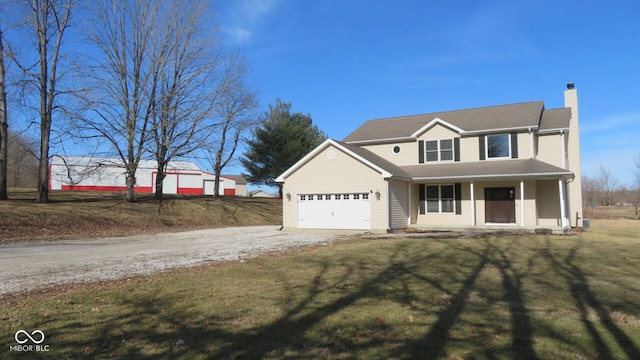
top-left (343, 101), bottom-right (570, 143)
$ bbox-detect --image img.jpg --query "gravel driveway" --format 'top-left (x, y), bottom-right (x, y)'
top-left (0, 226), bottom-right (337, 295)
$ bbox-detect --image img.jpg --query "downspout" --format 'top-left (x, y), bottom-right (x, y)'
top-left (560, 129), bottom-right (567, 169)
top-left (528, 127), bottom-right (534, 159)
top-left (387, 180), bottom-right (391, 232)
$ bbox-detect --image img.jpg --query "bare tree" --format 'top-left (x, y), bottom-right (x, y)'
top-left (5, 0), bottom-right (75, 202)
top-left (7, 132), bottom-right (39, 188)
top-left (77, 0), bottom-right (164, 202)
top-left (207, 53), bottom-right (258, 197)
top-left (598, 164), bottom-right (618, 206)
top-left (147, 0), bottom-right (222, 200)
top-left (634, 153), bottom-right (640, 215)
top-left (635, 152), bottom-right (640, 189)
top-left (0, 28), bottom-right (8, 199)
top-left (581, 175), bottom-right (599, 208)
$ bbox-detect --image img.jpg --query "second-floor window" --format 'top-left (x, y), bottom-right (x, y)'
top-left (486, 134), bottom-right (510, 158)
top-left (425, 139), bottom-right (454, 162)
top-left (479, 133), bottom-right (518, 160)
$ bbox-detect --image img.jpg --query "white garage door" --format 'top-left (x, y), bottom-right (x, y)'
top-left (297, 193), bottom-right (370, 230)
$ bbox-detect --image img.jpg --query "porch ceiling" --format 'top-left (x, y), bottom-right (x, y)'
top-left (401, 159), bottom-right (573, 182)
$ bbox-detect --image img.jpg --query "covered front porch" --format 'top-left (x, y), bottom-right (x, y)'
top-left (393, 160), bottom-right (576, 232)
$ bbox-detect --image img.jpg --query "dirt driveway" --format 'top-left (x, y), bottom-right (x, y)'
top-left (0, 226), bottom-right (338, 295)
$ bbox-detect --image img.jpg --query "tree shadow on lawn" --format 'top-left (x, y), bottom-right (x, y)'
top-left (40, 236), bottom-right (640, 359)
top-left (541, 239), bottom-right (640, 360)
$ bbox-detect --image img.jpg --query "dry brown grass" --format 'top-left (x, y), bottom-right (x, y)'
top-left (583, 205), bottom-right (639, 220)
top-left (0, 188), bottom-right (282, 243)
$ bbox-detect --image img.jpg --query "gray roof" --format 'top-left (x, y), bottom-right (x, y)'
top-left (401, 159), bottom-right (573, 181)
top-left (336, 141), bottom-right (412, 179)
top-left (343, 101), bottom-right (570, 143)
top-left (223, 174), bottom-right (247, 185)
top-left (334, 142), bottom-right (571, 181)
top-left (539, 108), bottom-right (571, 131)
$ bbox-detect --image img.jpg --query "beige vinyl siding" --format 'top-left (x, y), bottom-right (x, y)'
top-left (523, 180), bottom-right (537, 226)
top-left (281, 145), bottom-right (388, 231)
top-left (389, 179), bottom-right (409, 229)
top-left (517, 132), bottom-right (531, 159)
top-left (536, 133), bottom-right (563, 168)
top-left (536, 180), bottom-right (561, 226)
top-left (362, 141), bottom-right (417, 166)
top-left (459, 136), bottom-right (479, 162)
top-left (418, 123), bottom-right (459, 141)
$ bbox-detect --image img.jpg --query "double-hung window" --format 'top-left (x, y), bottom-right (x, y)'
top-left (425, 139), bottom-right (454, 162)
top-left (426, 185), bottom-right (455, 213)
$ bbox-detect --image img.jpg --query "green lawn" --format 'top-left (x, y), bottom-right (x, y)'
top-left (2, 219), bottom-right (640, 359)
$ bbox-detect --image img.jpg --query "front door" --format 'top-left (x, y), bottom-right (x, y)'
top-left (485, 187), bottom-right (516, 223)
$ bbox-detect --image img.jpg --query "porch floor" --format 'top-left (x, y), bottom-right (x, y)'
top-left (403, 224), bottom-right (568, 235)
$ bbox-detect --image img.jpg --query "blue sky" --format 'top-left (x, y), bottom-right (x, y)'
top-left (218, 0), bottom-right (640, 187)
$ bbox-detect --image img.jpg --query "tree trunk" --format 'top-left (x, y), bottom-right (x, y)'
top-left (125, 173), bottom-right (135, 202)
top-left (277, 184), bottom-right (283, 199)
top-left (213, 148), bottom-right (223, 197)
top-left (0, 31), bottom-right (7, 200)
top-left (35, 5), bottom-right (50, 203)
top-left (154, 162), bottom-right (165, 200)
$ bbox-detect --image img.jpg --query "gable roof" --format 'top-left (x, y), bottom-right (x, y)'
top-left (275, 139), bottom-right (412, 183)
top-left (343, 101), bottom-right (546, 143)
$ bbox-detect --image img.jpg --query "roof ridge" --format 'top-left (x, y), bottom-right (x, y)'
top-left (364, 100), bottom-right (544, 123)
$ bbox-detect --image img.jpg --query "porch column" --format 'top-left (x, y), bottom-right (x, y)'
top-left (558, 179), bottom-right (567, 228)
top-left (520, 180), bottom-right (525, 228)
top-left (407, 182), bottom-right (412, 226)
top-left (470, 181), bottom-right (476, 226)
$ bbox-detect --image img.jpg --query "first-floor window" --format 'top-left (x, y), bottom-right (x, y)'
top-left (426, 185), bottom-right (455, 213)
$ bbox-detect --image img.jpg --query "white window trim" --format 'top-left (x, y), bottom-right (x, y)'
top-left (425, 184), bottom-right (456, 214)
top-left (425, 139), bottom-right (455, 163)
top-left (485, 133), bottom-right (511, 160)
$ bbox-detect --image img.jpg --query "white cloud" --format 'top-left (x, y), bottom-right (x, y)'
top-left (241, 0), bottom-right (278, 21)
top-left (580, 111), bottom-right (640, 186)
top-left (226, 27), bottom-right (253, 43)
top-left (220, 0), bottom-right (280, 45)
top-left (580, 111), bottom-right (640, 134)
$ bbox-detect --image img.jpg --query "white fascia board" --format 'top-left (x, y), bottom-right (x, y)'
top-left (275, 139), bottom-right (393, 182)
top-left (410, 117), bottom-right (466, 138)
top-left (462, 125), bottom-right (538, 135)
top-left (537, 127), bottom-right (570, 134)
top-left (275, 139), bottom-right (333, 183)
top-left (345, 136), bottom-right (414, 145)
top-left (412, 171), bottom-right (574, 182)
top-left (330, 141), bottom-right (394, 178)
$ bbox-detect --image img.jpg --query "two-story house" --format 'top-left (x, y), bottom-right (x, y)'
top-left (276, 84), bottom-right (583, 233)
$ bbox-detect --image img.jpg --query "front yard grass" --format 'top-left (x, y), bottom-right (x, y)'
top-left (2, 219), bottom-right (640, 359)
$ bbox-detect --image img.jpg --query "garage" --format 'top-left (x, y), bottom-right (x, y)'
top-left (297, 192), bottom-right (371, 230)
